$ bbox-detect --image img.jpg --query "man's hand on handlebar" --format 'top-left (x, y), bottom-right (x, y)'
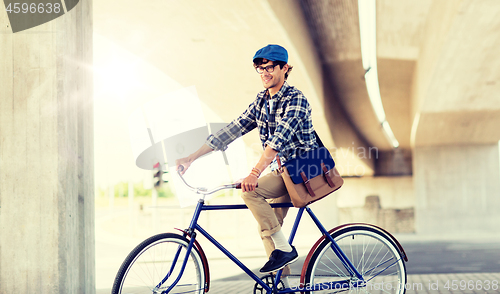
top-left (240, 174), bottom-right (258, 192)
top-left (175, 144), bottom-right (215, 175)
top-left (175, 163), bottom-right (258, 193)
top-left (175, 157), bottom-right (192, 175)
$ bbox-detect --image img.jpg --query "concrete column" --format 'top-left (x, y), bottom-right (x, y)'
top-left (414, 144), bottom-right (500, 235)
top-left (0, 1), bottom-right (94, 293)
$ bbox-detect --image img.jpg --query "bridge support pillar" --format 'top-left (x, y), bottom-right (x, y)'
top-left (414, 143), bottom-right (500, 235)
top-left (0, 2), bottom-right (94, 293)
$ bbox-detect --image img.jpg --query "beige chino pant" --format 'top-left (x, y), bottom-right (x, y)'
top-left (241, 170), bottom-right (293, 275)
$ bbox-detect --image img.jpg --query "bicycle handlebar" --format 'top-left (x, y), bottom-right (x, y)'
top-left (176, 165), bottom-right (251, 195)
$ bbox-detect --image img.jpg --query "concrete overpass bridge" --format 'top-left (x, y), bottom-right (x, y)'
top-left (92, 0), bottom-right (500, 233)
top-left (1, 0), bottom-right (500, 292)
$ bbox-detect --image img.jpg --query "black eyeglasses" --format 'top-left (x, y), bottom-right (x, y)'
top-left (255, 64), bottom-right (278, 74)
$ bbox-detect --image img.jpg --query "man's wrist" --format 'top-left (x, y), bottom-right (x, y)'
top-left (250, 167), bottom-right (261, 178)
top-left (249, 173), bottom-right (259, 178)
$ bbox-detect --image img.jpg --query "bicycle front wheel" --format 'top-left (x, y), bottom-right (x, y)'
top-left (112, 233), bottom-right (206, 294)
top-left (304, 226), bottom-right (407, 294)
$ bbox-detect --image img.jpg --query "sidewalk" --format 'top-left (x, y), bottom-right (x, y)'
top-left (208, 272), bottom-right (500, 293)
top-left (98, 272), bottom-right (500, 293)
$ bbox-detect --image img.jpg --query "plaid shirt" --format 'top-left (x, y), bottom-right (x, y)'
top-left (206, 82), bottom-right (318, 165)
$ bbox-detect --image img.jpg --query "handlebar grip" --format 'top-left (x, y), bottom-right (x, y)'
top-left (234, 183), bottom-right (258, 189)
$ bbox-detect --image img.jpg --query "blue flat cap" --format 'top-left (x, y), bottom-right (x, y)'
top-left (253, 44), bottom-right (288, 63)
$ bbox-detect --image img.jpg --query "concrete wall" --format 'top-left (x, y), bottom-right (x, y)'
top-left (335, 176), bottom-right (415, 233)
top-left (414, 143), bottom-right (500, 235)
top-left (333, 143), bottom-right (500, 235)
top-left (410, 0), bottom-right (500, 235)
top-left (0, 1), bottom-right (94, 292)
top-left (338, 195), bottom-right (414, 233)
top-left (336, 176), bottom-right (414, 209)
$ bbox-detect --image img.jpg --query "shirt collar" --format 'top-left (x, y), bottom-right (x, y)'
top-left (263, 81), bottom-right (290, 101)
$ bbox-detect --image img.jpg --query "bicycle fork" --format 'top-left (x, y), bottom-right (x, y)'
top-left (155, 200), bottom-right (206, 293)
top-left (153, 235), bottom-right (198, 293)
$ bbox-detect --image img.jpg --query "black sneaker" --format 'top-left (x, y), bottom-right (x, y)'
top-left (260, 246), bottom-right (298, 273)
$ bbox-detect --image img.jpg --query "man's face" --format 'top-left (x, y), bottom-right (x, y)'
top-left (257, 60), bottom-right (288, 92)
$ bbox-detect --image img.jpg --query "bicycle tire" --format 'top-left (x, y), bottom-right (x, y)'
top-left (303, 226), bottom-right (407, 294)
top-left (112, 233), bottom-right (206, 294)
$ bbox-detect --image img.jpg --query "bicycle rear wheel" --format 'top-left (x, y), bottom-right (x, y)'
top-left (112, 233), bottom-right (205, 294)
top-left (303, 226), bottom-right (407, 294)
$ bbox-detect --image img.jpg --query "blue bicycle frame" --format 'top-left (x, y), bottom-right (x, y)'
top-left (161, 199), bottom-right (365, 294)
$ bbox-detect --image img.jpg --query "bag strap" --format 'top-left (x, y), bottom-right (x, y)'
top-left (314, 130), bottom-right (324, 148)
top-left (276, 130), bottom-right (323, 171)
top-left (264, 94), bottom-right (324, 172)
top-left (264, 91), bottom-right (271, 130)
top-left (321, 163), bottom-right (335, 187)
top-left (300, 172), bottom-right (316, 197)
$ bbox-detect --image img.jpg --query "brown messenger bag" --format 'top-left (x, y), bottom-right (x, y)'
top-left (278, 133), bottom-right (344, 208)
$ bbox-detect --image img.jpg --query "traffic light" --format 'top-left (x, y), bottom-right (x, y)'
top-left (153, 162), bottom-right (168, 189)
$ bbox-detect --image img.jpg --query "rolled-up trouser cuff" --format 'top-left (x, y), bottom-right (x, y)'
top-left (261, 224), bottom-right (282, 237)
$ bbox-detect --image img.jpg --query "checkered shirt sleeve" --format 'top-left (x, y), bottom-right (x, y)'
top-left (205, 101), bottom-right (258, 151)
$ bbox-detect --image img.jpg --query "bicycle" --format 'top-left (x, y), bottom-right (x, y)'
top-left (112, 167), bottom-right (409, 294)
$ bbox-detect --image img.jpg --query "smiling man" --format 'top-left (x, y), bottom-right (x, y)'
top-left (176, 44), bottom-right (319, 276)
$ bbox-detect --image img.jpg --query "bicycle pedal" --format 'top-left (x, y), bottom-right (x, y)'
top-left (253, 274), bottom-right (286, 294)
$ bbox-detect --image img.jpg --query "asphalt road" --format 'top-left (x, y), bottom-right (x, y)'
top-left (402, 240), bottom-right (500, 274)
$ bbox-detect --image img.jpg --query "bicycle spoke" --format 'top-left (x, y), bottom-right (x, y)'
top-left (112, 234), bottom-right (204, 294)
top-left (360, 236), bottom-right (372, 275)
top-left (367, 259), bottom-right (401, 282)
top-left (305, 228), bottom-right (406, 294)
top-left (371, 250), bottom-right (391, 275)
top-left (364, 242), bottom-right (383, 277)
top-left (321, 252), bottom-right (350, 278)
top-left (364, 256), bottom-right (394, 277)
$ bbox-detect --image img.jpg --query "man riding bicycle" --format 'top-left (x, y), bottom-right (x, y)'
top-left (176, 44), bottom-right (319, 278)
